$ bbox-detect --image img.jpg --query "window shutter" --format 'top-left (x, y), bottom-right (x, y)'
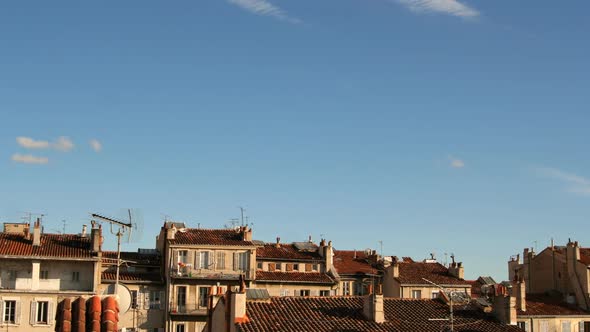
top-left (209, 251), bottom-right (214, 269)
top-left (15, 300), bottom-right (21, 325)
top-left (159, 291), bottom-right (164, 310)
top-left (30, 301), bottom-right (37, 325)
top-left (580, 321), bottom-right (585, 332)
top-left (144, 291), bottom-right (150, 310)
top-left (305, 264), bottom-right (312, 272)
top-left (233, 253), bottom-right (238, 270)
top-left (268, 263), bottom-right (275, 272)
top-left (48, 301), bottom-right (54, 325)
top-left (0, 301), bottom-right (4, 325)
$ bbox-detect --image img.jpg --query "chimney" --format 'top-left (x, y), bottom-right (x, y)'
top-left (308, 235), bottom-right (312, 243)
top-left (90, 221), bottom-right (102, 253)
top-left (363, 294), bottom-right (385, 323)
top-left (23, 223), bottom-right (31, 240)
top-left (240, 227), bottom-right (252, 242)
top-left (82, 224), bottom-right (88, 237)
top-left (32, 218), bottom-right (41, 246)
top-left (513, 280), bottom-right (526, 312)
top-left (391, 256), bottom-right (400, 278)
top-left (166, 224), bottom-right (177, 240)
top-left (492, 285), bottom-right (517, 325)
top-left (448, 261), bottom-right (464, 279)
top-left (324, 240), bottom-right (334, 272)
top-left (275, 237), bottom-right (281, 248)
top-left (230, 275), bottom-right (249, 327)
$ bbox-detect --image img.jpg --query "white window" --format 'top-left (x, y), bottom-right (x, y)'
top-left (178, 251), bottom-right (188, 264)
top-left (517, 321), bottom-right (529, 332)
top-left (145, 290), bottom-right (162, 309)
top-left (299, 290), bottom-right (310, 296)
top-left (279, 289), bottom-right (290, 297)
top-left (176, 323), bottom-right (185, 332)
top-left (343, 282), bottom-right (351, 296)
top-left (216, 251), bottom-right (226, 270)
top-left (319, 290), bottom-right (330, 297)
top-left (233, 252), bottom-right (249, 271)
top-left (431, 291), bottom-right (439, 299)
top-left (411, 290), bottom-right (422, 299)
top-left (1, 300), bottom-right (20, 325)
top-left (198, 252), bottom-right (211, 269)
top-left (30, 300), bottom-right (53, 325)
top-left (562, 321), bottom-right (571, 332)
top-left (72, 271), bottom-right (80, 282)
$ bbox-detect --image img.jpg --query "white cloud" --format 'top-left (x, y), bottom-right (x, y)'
top-left (53, 136), bottom-right (74, 152)
top-left (16, 137), bottom-right (50, 149)
top-left (90, 139), bottom-right (102, 152)
top-left (16, 136), bottom-right (74, 152)
top-left (11, 153), bottom-right (49, 165)
top-left (449, 156), bottom-right (465, 168)
top-left (228, 0), bottom-right (301, 23)
top-left (537, 167), bottom-right (590, 196)
top-left (395, 0), bottom-right (479, 18)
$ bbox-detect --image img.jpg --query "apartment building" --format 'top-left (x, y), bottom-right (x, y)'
top-left (99, 250), bottom-right (165, 331)
top-left (252, 238), bottom-right (338, 297)
top-left (156, 222), bottom-right (256, 332)
top-left (382, 255), bottom-right (471, 299)
top-left (0, 220), bottom-right (101, 332)
top-left (333, 249), bottom-right (379, 296)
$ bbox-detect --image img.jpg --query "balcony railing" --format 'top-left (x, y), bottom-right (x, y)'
top-left (170, 267), bottom-right (253, 280)
top-left (169, 303), bottom-right (208, 315)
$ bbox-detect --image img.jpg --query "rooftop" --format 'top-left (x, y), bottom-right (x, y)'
top-left (333, 250), bottom-right (376, 275)
top-left (255, 271), bottom-right (335, 284)
top-left (518, 294), bottom-right (590, 316)
top-left (256, 243), bottom-right (322, 261)
top-left (238, 296), bottom-right (522, 332)
top-left (101, 251), bottom-right (161, 265)
top-left (168, 228), bottom-right (255, 246)
top-left (0, 232), bottom-right (95, 259)
top-left (397, 261), bottom-right (468, 285)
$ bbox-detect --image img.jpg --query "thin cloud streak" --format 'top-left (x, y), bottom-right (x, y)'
top-left (11, 153), bottom-right (49, 165)
top-left (395, 0), bottom-right (479, 18)
top-left (537, 167), bottom-right (590, 196)
top-left (53, 136), bottom-right (74, 152)
top-left (90, 139), bottom-right (102, 152)
top-left (228, 0), bottom-right (301, 23)
top-left (16, 137), bottom-right (50, 149)
top-left (449, 155), bottom-right (465, 168)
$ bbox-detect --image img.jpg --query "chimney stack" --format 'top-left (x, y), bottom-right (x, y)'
top-left (82, 224), bottom-right (88, 237)
top-left (275, 237), bottom-right (281, 248)
top-left (240, 226), bottom-right (252, 242)
top-left (514, 279), bottom-right (526, 312)
top-left (166, 224), bottom-right (177, 240)
top-left (363, 294), bottom-right (385, 323)
top-left (323, 240), bottom-right (334, 272)
top-left (448, 261), bottom-right (465, 279)
top-left (90, 221), bottom-right (102, 253)
top-left (32, 218), bottom-right (41, 246)
top-left (492, 284), bottom-right (517, 325)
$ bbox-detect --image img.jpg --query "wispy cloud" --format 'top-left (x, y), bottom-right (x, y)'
top-left (536, 167), bottom-right (590, 196)
top-left (89, 139), bottom-right (102, 152)
top-left (11, 153), bottom-right (49, 165)
top-left (449, 155), bottom-right (465, 168)
top-left (228, 0), bottom-right (301, 23)
top-left (16, 137), bottom-right (50, 149)
top-left (16, 136), bottom-right (74, 152)
top-left (395, 0), bottom-right (479, 18)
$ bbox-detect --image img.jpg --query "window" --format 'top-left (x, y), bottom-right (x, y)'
top-left (286, 263), bottom-right (293, 272)
top-left (199, 287), bottom-right (209, 307)
top-left (411, 290), bottom-right (422, 299)
top-left (131, 290), bottom-right (138, 309)
top-left (517, 321), bottom-right (529, 331)
top-left (176, 287), bottom-right (186, 311)
top-left (257, 262), bottom-right (263, 270)
top-left (217, 251), bottom-right (226, 270)
top-left (581, 321), bottom-right (590, 332)
top-left (293, 264), bottom-right (299, 271)
top-left (178, 251), bottom-right (188, 264)
top-left (312, 264), bottom-right (319, 271)
top-left (34, 301), bottom-right (49, 324)
top-left (276, 263), bottom-right (282, 271)
top-left (343, 282), bottom-right (351, 296)
top-left (268, 263), bottom-right (276, 272)
top-left (319, 290), bottom-right (330, 297)
top-left (198, 252), bottom-right (211, 269)
top-left (233, 252), bottom-right (248, 271)
top-left (40, 271), bottom-right (49, 280)
top-left (3, 300), bottom-right (17, 324)
top-left (176, 323), bottom-right (185, 332)
top-left (539, 320), bottom-right (549, 332)
top-left (279, 289), bottom-right (291, 297)
top-left (72, 271), bottom-right (80, 282)
top-left (148, 290), bottom-right (162, 309)
top-left (299, 290), bottom-right (310, 296)
top-left (562, 321), bottom-right (571, 332)
top-left (431, 291), bottom-right (439, 299)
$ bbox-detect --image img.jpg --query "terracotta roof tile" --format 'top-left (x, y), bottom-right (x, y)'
top-left (0, 233), bottom-right (95, 259)
top-left (238, 297), bottom-right (522, 332)
top-left (102, 251), bottom-right (161, 265)
top-left (256, 271), bottom-right (335, 284)
top-left (101, 270), bottom-right (162, 283)
top-left (333, 250), bottom-right (376, 275)
top-left (398, 262), bottom-right (468, 285)
top-left (169, 228), bottom-right (254, 246)
top-left (518, 294), bottom-right (590, 316)
top-left (257, 244), bottom-right (322, 261)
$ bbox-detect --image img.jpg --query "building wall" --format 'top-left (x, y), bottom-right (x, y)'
top-left (399, 286), bottom-right (471, 299)
top-left (0, 259), bottom-right (95, 292)
top-left (251, 283), bottom-right (333, 297)
top-left (518, 317), bottom-right (590, 332)
top-left (0, 293), bottom-right (60, 332)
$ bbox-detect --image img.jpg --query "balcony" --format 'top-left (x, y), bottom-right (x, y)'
top-left (169, 303), bottom-right (207, 316)
top-left (170, 267), bottom-right (254, 280)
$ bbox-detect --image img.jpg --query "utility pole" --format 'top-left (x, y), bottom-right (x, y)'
top-left (239, 206), bottom-right (245, 226)
top-left (423, 278), bottom-right (455, 332)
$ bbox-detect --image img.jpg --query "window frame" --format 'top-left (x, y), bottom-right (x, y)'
top-left (411, 290), bottom-right (422, 299)
top-left (2, 300), bottom-right (18, 325)
top-left (198, 287), bottom-right (209, 308)
top-left (216, 251), bottom-right (226, 270)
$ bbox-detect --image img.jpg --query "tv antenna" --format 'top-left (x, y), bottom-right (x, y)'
top-left (91, 209), bottom-right (142, 296)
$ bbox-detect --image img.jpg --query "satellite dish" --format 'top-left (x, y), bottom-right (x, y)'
top-left (103, 284), bottom-right (132, 314)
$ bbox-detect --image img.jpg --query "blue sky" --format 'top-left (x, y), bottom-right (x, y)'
top-left (1, 0), bottom-right (589, 281)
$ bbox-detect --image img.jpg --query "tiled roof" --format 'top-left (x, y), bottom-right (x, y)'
top-left (334, 250), bottom-right (376, 275)
top-left (397, 262), bottom-right (468, 285)
top-left (0, 232), bottom-right (95, 259)
top-left (169, 228), bottom-right (254, 246)
top-left (238, 297), bottom-right (523, 332)
top-left (467, 280), bottom-right (484, 298)
top-left (101, 270), bottom-right (162, 283)
top-left (255, 271), bottom-right (335, 284)
top-left (518, 294), bottom-right (590, 316)
top-left (102, 251), bottom-right (161, 265)
top-left (579, 248), bottom-right (590, 265)
top-left (257, 243), bottom-right (322, 261)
